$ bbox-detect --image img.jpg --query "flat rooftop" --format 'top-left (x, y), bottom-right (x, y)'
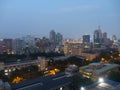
top-left (86, 79), bottom-right (120, 90)
top-left (12, 72), bottom-right (72, 90)
top-left (79, 62), bottom-right (119, 74)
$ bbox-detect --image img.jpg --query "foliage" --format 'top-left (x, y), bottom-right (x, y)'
top-left (108, 71), bottom-right (120, 82)
top-left (110, 59), bottom-right (120, 65)
top-left (0, 52), bottom-right (64, 63)
top-left (72, 75), bottom-right (93, 90)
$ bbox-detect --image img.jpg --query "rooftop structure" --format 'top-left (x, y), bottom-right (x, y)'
top-left (12, 72), bottom-right (72, 90)
top-left (79, 62), bottom-right (119, 80)
top-left (65, 65), bottom-right (79, 77)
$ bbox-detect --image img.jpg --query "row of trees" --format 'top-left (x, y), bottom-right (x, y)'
top-left (0, 52), bottom-right (64, 63)
top-left (48, 56), bottom-right (88, 71)
top-left (108, 71), bottom-right (120, 82)
top-left (9, 65), bottom-right (43, 84)
top-left (92, 49), bottom-right (120, 63)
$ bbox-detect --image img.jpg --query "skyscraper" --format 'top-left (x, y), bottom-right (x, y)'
top-left (12, 38), bottom-right (24, 54)
top-left (0, 39), bottom-right (4, 54)
top-left (3, 39), bottom-right (13, 54)
top-left (56, 33), bottom-right (63, 45)
top-left (112, 35), bottom-right (117, 42)
top-left (102, 32), bottom-right (107, 43)
top-left (83, 35), bottom-right (90, 44)
top-left (93, 26), bottom-right (102, 44)
top-left (49, 30), bottom-right (56, 43)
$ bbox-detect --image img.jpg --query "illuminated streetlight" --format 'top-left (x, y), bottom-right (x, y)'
top-left (60, 87), bottom-right (63, 90)
top-left (5, 73), bottom-right (8, 76)
top-left (9, 69), bottom-right (11, 72)
top-left (111, 56), bottom-right (113, 58)
top-left (101, 58), bottom-right (105, 62)
top-left (86, 58), bottom-right (89, 61)
top-left (98, 77), bottom-right (104, 83)
top-left (119, 54), bottom-right (120, 56)
top-left (80, 87), bottom-right (85, 90)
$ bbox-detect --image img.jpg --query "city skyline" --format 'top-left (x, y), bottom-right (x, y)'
top-left (0, 0), bottom-right (120, 39)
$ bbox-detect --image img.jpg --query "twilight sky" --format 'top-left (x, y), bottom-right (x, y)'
top-left (0, 0), bottom-right (120, 39)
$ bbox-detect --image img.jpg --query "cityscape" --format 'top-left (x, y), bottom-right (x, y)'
top-left (0, 28), bottom-right (120, 90)
top-left (0, 0), bottom-right (120, 90)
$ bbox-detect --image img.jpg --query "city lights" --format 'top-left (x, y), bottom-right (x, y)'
top-left (119, 54), bottom-right (120, 56)
top-left (98, 78), bottom-right (104, 83)
top-left (0, 0), bottom-right (120, 90)
top-left (60, 87), bottom-right (63, 90)
top-left (80, 87), bottom-right (85, 90)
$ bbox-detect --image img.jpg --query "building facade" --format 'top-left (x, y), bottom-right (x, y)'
top-left (93, 26), bottom-right (102, 47)
top-left (3, 39), bottom-right (13, 54)
top-left (83, 35), bottom-right (90, 44)
top-left (12, 38), bottom-right (24, 54)
top-left (79, 62), bottom-right (119, 80)
top-left (49, 30), bottom-right (56, 43)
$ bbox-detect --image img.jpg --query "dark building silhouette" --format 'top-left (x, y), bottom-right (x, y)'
top-left (83, 35), bottom-right (90, 44)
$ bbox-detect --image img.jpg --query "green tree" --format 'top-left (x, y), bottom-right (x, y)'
top-left (108, 71), bottom-right (120, 82)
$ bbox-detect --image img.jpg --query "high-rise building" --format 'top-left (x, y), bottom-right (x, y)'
top-left (49, 30), bottom-right (56, 43)
top-left (0, 39), bottom-right (4, 54)
top-left (102, 32), bottom-right (107, 39)
top-left (112, 35), bottom-right (117, 42)
top-left (93, 26), bottom-right (102, 47)
top-left (12, 38), bottom-right (24, 54)
top-left (56, 33), bottom-right (63, 45)
top-left (83, 35), bottom-right (90, 44)
top-left (102, 32), bottom-right (107, 43)
top-left (22, 35), bottom-right (36, 54)
top-left (22, 35), bottom-right (35, 47)
top-left (3, 39), bottom-right (13, 54)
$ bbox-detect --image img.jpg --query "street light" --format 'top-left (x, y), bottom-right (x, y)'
top-left (98, 77), bottom-right (104, 83)
top-left (60, 87), bottom-right (63, 90)
top-left (80, 87), bottom-right (85, 90)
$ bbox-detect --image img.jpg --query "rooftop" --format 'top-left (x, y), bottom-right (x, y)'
top-left (80, 62), bottom-right (119, 74)
top-left (12, 72), bottom-right (72, 90)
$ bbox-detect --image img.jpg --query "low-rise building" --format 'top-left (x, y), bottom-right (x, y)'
top-left (65, 65), bottom-right (79, 77)
top-left (38, 57), bottom-right (48, 71)
top-left (81, 53), bottom-right (99, 61)
top-left (4, 57), bottom-right (48, 76)
top-left (64, 42), bottom-right (83, 55)
top-left (79, 62), bottom-right (119, 80)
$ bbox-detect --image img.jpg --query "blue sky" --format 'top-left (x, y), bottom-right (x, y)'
top-left (0, 0), bottom-right (120, 39)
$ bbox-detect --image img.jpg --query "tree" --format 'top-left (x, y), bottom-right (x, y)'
top-left (72, 75), bottom-right (93, 90)
top-left (108, 71), bottom-right (120, 82)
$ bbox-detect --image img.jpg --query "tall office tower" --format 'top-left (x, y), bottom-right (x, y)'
top-left (102, 32), bottom-right (107, 43)
top-left (22, 35), bottom-right (36, 54)
top-left (22, 35), bottom-right (35, 47)
top-left (0, 39), bottom-right (4, 54)
top-left (93, 26), bottom-right (102, 44)
top-left (12, 38), bottom-right (24, 54)
top-left (3, 39), bottom-right (13, 54)
top-left (82, 35), bottom-right (90, 44)
top-left (102, 32), bottom-right (107, 39)
top-left (49, 30), bottom-right (56, 43)
top-left (56, 33), bottom-right (63, 45)
top-left (112, 35), bottom-right (117, 42)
